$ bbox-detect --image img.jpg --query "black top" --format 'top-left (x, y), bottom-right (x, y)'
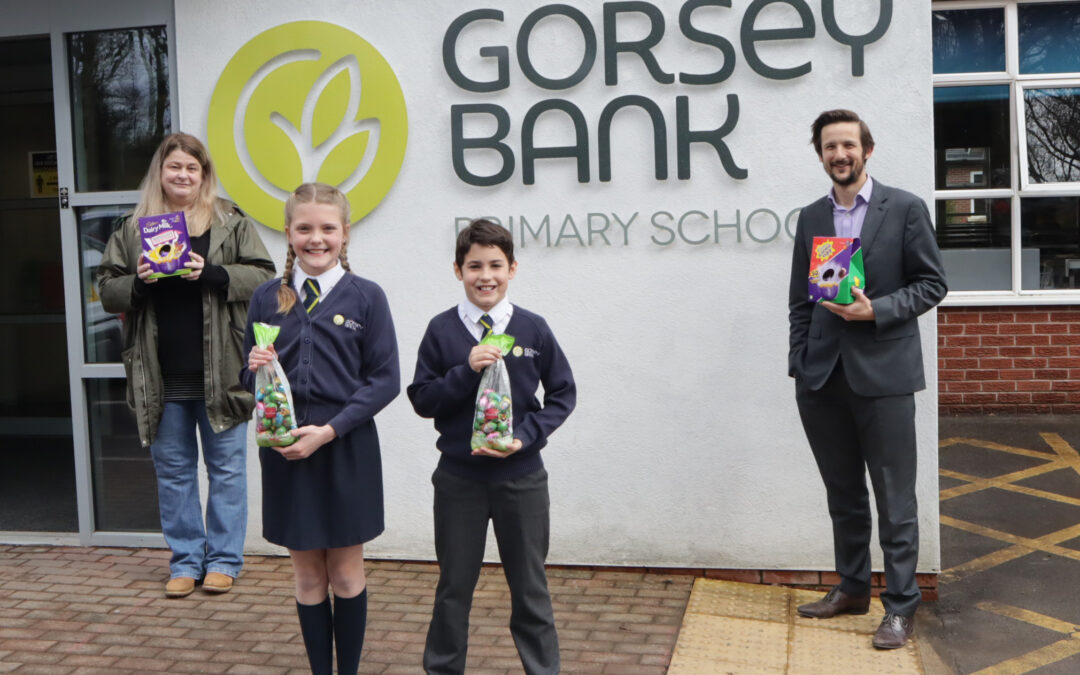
top-left (133, 230), bottom-right (230, 399)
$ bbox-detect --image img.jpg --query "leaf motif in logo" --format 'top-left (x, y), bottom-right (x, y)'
top-left (312, 67), bottom-right (349, 148)
top-left (320, 129), bottom-right (372, 188)
top-left (235, 49), bottom-right (319, 201)
top-left (247, 102), bottom-right (303, 193)
top-left (209, 21), bottom-right (407, 231)
top-left (269, 55), bottom-right (381, 195)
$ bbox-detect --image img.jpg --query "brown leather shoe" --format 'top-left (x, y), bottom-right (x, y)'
top-left (202, 572), bottom-right (234, 594)
top-left (796, 586), bottom-right (871, 618)
top-left (872, 613), bottom-right (914, 649)
top-left (165, 576), bottom-right (196, 598)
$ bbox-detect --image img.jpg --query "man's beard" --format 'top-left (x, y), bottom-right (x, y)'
top-left (829, 160), bottom-right (863, 186)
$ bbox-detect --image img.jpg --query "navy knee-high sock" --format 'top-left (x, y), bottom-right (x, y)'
top-left (296, 597), bottom-right (333, 675)
top-left (333, 589), bottom-right (367, 675)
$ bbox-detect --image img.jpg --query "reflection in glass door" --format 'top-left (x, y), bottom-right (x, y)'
top-left (62, 22), bottom-right (174, 534)
top-left (0, 36), bottom-right (77, 532)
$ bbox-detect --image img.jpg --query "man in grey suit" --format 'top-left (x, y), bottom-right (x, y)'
top-left (788, 110), bottom-right (947, 649)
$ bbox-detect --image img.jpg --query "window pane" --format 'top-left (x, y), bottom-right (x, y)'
top-left (934, 86), bottom-right (1011, 189)
top-left (78, 205), bottom-right (130, 363)
top-left (1021, 197), bottom-right (1080, 290)
top-left (933, 8), bottom-right (1005, 74)
top-left (1024, 87), bottom-right (1080, 184)
top-left (936, 198), bottom-right (1013, 291)
top-left (1019, 2), bottom-right (1080, 74)
top-left (87, 379), bottom-right (160, 531)
top-left (67, 26), bottom-right (170, 192)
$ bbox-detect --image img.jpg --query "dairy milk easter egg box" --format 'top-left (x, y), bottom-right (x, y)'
top-left (139, 211), bottom-right (191, 278)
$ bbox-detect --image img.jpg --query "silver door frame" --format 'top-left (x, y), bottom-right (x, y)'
top-left (0, 0), bottom-right (177, 546)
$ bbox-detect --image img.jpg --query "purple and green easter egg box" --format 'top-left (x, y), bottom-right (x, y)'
top-left (808, 236), bottom-right (864, 304)
top-left (139, 211), bottom-right (192, 278)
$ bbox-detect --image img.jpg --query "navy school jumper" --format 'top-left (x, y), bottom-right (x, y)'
top-left (407, 306), bottom-right (576, 483)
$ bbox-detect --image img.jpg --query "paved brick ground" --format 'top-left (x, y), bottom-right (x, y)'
top-left (0, 545), bottom-right (694, 674)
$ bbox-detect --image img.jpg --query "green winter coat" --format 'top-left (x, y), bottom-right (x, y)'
top-left (96, 201), bottom-right (276, 446)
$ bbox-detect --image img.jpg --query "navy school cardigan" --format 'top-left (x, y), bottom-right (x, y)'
top-left (241, 274), bottom-right (400, 438)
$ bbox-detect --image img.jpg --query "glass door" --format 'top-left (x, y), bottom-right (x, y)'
top-left (2, 0), bottom-right (178, 543)
top-left (0, 36), bottom-right (77, 532)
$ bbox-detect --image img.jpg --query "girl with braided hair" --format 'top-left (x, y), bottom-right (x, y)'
top-left (243, 182), bottom-right (400, 674)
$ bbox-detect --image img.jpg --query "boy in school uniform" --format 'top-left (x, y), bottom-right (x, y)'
top-left (408, 218), bottom-right (576, 675)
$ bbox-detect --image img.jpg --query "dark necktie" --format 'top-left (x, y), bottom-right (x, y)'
top-left (479, 313), bottom-right (493, 339)
top-left (303, 278), bottom-right (321, 313)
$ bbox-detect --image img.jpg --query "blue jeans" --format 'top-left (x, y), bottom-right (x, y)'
top-left (149, 401), bottom-right (248, 580)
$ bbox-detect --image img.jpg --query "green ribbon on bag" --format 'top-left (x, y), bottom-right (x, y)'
top-left (253, 322), bottom-right (280, 348)
top-left (480, 332), bottom-right (515, 355)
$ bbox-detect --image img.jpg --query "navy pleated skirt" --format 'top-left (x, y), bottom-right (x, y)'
top-left (259, 422), bottom-right (384, 550)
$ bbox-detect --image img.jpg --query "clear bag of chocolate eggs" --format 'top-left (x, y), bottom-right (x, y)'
top-left (470, 333), bottom-right (516, 452)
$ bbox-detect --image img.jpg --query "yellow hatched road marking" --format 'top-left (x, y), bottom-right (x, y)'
top-left (939, 518), bottom-right (1080, 582)
top-left (1042, 432), bottom-right (1080, 461)
top-left (975, 601), bottom-right (1080, 635)
top-left (939, 437), bottom-right (1056, 459)
top-left (939, 461), bottom-right (1066, 502)
top-left (970, 640), bottom-right (1080, 675)
top-left (1041, 433), bottom-right (1080, 477)
top-left (940, 470), bottom-right (1080, 508)
top-left (939, 430), bottom-right (1080, 673)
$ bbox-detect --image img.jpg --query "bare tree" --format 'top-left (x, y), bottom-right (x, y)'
top-left (1025, 89), bottom-right (1080, 184)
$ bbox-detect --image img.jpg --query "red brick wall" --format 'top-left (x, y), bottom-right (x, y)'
top-left (938, 306), bottom-right (1080, 414)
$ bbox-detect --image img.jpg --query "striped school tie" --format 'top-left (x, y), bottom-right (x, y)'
top-left (479, 313), bottom-right (493, 339)
top-left (303, 278), bottom-right (321, 313)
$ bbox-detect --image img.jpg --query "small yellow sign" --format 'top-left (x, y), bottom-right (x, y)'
top-left (30, 151), bottom-right (58, 198)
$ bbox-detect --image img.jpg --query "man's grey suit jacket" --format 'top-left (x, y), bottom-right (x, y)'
top-left (788, 180), bottom-right (948, 397)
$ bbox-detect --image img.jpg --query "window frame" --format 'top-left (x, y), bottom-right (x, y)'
top-left (933, 0), bottom-right (1080, 305)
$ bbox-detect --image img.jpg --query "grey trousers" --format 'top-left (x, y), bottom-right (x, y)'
top-left (423, 467), bottom-right (559, 675)
top-left (795, 366), bottom-right (921, 617)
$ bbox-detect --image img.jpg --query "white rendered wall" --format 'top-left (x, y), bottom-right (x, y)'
top-left (177, 0), bottom-right (938, 572)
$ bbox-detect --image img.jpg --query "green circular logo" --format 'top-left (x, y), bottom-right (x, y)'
top-left (208, 21), bottom-right (407, 231)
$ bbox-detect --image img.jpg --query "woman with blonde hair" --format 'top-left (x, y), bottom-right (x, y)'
top-left (98, 132), bottom-right (275, 597)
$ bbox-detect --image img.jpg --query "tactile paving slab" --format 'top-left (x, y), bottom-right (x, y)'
top-left (668, 613), bottom-right (788, 672)
top-left (686, 576), bottom-right (791, 622)
top-left (790, 623), bottom-right (923, 674)
top-left (669, 578), bottom-right (924, 674)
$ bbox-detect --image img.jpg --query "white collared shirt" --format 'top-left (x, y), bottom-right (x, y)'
top-left (293, 262), bottom-right (346, 301)
top-left (458, 297), bottom-right (513, 341)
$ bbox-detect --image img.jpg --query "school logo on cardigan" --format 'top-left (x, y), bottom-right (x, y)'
top-left (208, 21), bottom-right (408, 231)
